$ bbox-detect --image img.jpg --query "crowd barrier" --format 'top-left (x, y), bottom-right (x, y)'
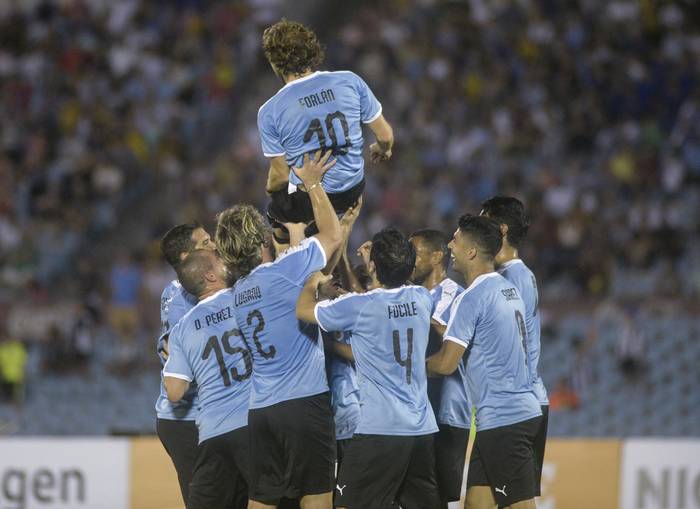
top-left (0, 437), bottom-right (698, 508)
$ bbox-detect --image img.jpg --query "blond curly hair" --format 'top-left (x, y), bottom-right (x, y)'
top-left (215, 205), bottom-right (270, 281)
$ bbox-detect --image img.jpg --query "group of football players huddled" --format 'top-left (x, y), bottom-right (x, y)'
top-left (153, 19), bottom-right (548, 509)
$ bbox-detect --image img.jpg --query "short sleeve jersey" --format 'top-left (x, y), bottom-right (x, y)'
top-left (232, 237), bottom-right (328, 409)
top-left (257, 70), bottom-right (382, 194)
top-left (155, 280), bottom-right (199, 421)
top-left (315, 286), bottom-right (438, 436)
top-left (498, 259), bottom-right (548, 405)
top-left (444, 272), bottom-right (541, 431)
top-left (431, 278), bottom-right (471, 429)
top-left (163, 288), bottom-right (251, 443)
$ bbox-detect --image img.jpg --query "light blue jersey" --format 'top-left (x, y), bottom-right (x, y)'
top-left (155, 280), bottom-right (199, 421)
top-left (258, 70), bottom-right (382, 193)
top-left (444, 272), bottom-right (541, 431)
top-left (232, 237), bottom-right (328, 409)
top-left (431, 278), bottom-right (471, 429)
top-left (316, 286), bottom-right (438, 436)
top-left (498, 259), bottom-right (548, 405)
top-left (327, 331), bottom-right (360, 440)
top-left (163, 288), bottom-right (251, 443)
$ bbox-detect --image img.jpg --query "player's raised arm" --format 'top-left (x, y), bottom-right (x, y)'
top-left (322, 196), bottom-right (363, 276)
top-left (296, 272), bottom-right (330, 324)
top-left (293, 150), bottom-right (342, 261)
top-left (266, 156), bottom-right (290, 193)
top-left (368, 114), bottom-right (394, 163)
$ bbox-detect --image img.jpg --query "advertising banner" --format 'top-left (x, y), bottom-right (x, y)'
top-left (0, 438), bottom-right (130, 509)
top-left (537, 439), bottom-right (621, 509)
top-left (130, 437), bottom-right (183, 509)
top-left (620, 439), bottom-right (700, 509)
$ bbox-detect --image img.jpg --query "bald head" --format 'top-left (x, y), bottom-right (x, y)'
top-left (179, 249), bottom-right (227, 299)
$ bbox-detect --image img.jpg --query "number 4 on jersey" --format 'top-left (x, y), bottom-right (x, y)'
top-left (393, 328), bottom-right (414, 384)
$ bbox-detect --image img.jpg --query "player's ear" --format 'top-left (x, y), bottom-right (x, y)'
top-left (500, 223), bottom-right (508, 239)
top-left (430, 250), bottom-right (443, 267)
top-left (367, 260), bottom-right (377, 278)
top-left (204, 269), bottom-right (217, 283)
top-left (259, 244), bottom-right (269, 262)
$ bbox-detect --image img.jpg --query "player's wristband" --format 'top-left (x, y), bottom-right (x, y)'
top-left (306, 181), bottom-right (322, 192)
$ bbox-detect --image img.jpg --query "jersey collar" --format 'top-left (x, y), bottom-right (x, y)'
top-left (198, 287), bottom-right (229, 305)
top-left (279, 71), bottom-right (323, 91)
top-left (463, 271), bottom-right (499, 295)
top-left (497, 258), bottom-right (523, 272)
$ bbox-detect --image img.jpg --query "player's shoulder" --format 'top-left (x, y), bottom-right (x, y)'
top-left (257, 91), bottom-right (279, 118)
top-left (499, 259), bottom-right (537, 292)
top-left (274, 237), bottom-right (325, 266)
top-left (440, 277), bottom-right (464, 296)
top-left (181, 288), bottom-right (230, 325)
top-left (455, 272), bottom-right (502, 307)
top-left (498, 258), bottom-right (533, 280)
top-left (161, 279), bottom-right (181, 300)
top-left (375, 284), bottom-right (432, 306)
top-left (325, 69), bottom-right (361, 81)
top-left (410, 283), bottom-right (433, 302)
top-left (317, 290), bottom-right (372, 309)
top-left (258, 71), bottom-right (340, 115)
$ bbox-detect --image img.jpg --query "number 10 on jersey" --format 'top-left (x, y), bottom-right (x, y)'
top-left (303, 111), bottom-right (351, 155)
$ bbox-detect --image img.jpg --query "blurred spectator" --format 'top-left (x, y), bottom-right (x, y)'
top-left (549, 377), bottom-right (580, 412)
top-left (41, 312), bottom-right (92, 374)
top-left (591, 300), bottom-right (647, 382)
top-left (0, 332), bottom-right (28, 405)
top-left (0, 0), bottom-right (697, 425)
top-left (108, 252), bottom-right (143, 366)
top-left (571, 335), bottom-right (595, 398)
top-left (616, 311), bottom-right (647, 382)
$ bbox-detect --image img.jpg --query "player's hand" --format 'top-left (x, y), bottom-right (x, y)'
top-left (357, 240), bottom-right (372, 267)
top-left (340, 196), bottom-right (363, 233)
top-left (293, 150), bottom-right (336, 188)
top-left (160, 338), bottom-right (170, 361)
top-left (306, 271), bottom-right (336, 299)
top-left (318, 278), bottom-right (346, 300)
top-left (369, 142), bottom-right (392, 163)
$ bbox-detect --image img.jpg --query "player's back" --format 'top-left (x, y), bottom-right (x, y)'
top-left (155, 280), bottom-right (199, 420)
top-left (431, 278), bottom-right (472, 430)
top-left (257, 70), bottom-right (382, 193)
top-left (232, 237), bottom-right (328, 409)
top-left (318, 285), bottom-right (438, 436)
top-left (446, 273), bottom-right (540, 431)
top-left (327, 331), bottom-right (360, 440)
top-left (498, 259), bottom-right (548, 405)
top-left (164, 288), bottom-right (251, 443)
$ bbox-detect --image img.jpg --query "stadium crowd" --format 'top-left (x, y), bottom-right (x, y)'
top-left (0, 0), bottom-right (698, 447)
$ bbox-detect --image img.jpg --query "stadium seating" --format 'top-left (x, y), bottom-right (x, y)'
top-left (1, 313), bottom-right (697, 437)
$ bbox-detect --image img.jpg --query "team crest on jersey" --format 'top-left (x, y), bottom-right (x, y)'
top-left (501, 288), bottom-right (519, 301)
top-left (161, 295), bottom-right (171, 313)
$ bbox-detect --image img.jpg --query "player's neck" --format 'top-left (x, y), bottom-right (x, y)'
top-left (423, 267), bottom-right (448, 291)
top-left (198, 283), bottom-right (227, 301)
top-left (283, 69), bottom-right (314, 84)
top-left (367, 273), bottom-right (384, 291)
top-left (463, 262), bottom-right (495, 288)
top-left (495, 244), bottom-right (519, 267)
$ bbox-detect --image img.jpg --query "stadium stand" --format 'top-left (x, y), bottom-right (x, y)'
top-left (1, 0), bottom-right (699, 437)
